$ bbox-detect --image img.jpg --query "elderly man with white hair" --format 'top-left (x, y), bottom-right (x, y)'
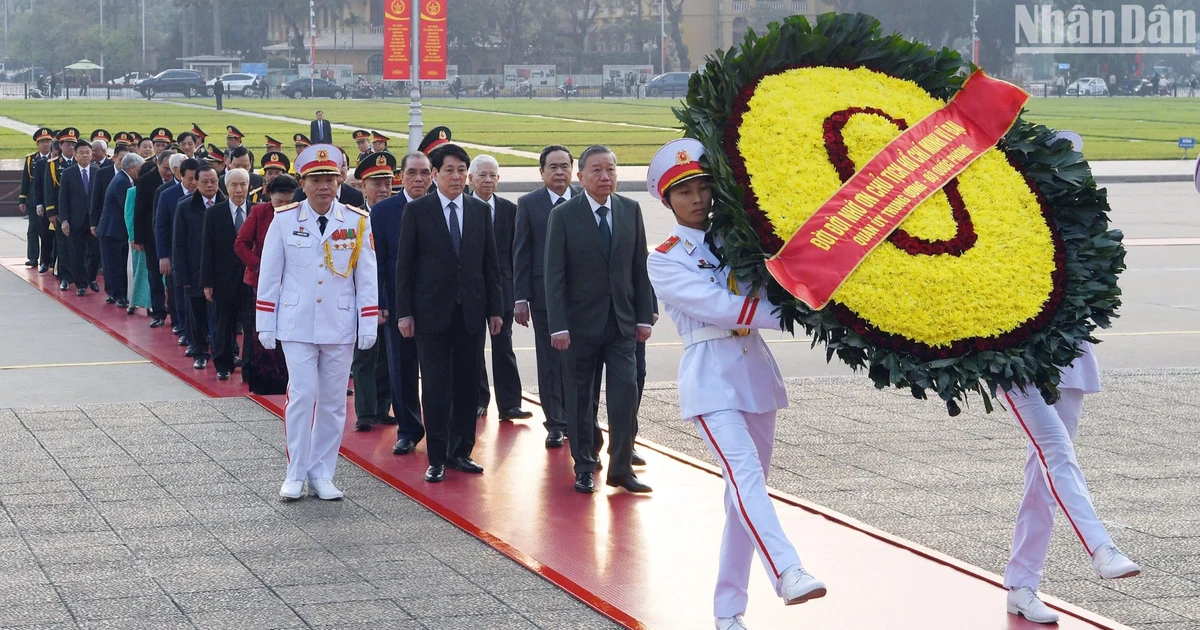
top-left (201, 167), bottom-right (255, 381)
top-left (469, 154), bottom-right (531, 421)
top-left (98, 152), bottom-right (144, 308)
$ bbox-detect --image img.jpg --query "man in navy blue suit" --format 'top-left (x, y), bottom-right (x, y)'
top-left (57, 137), bottom-right (99, 296)
top-left (98, 152), bottom-right (142, 308)
top-left (370, 150), bottom-right (432, 457)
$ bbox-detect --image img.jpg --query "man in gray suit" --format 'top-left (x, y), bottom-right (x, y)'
top-left (513, 146), bottom-right (581, 448)
top-left (544, 145), bottom-right (654, 495)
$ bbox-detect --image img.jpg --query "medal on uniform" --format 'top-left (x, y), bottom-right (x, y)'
top-left (323, 215), bottom-right (367, 277)
top-left (697, 259), bottom-right (717, 269)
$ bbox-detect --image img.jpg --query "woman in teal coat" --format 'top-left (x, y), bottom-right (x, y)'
top-left (123, 185), bottom-right (150, 314)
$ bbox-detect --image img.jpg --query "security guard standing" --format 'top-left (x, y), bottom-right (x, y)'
top-left (349, 151), bottom-right (396, 431)
top-left (19, 127), bottom-right (55, 268)
top-left (645, 139), bottom-right (826, 630)
top-left (257, 144), bottom-right (379, 501)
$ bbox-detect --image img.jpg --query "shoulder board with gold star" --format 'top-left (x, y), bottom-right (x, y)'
top-left (274, 201), bottom-right (301, 213)
top-left (343, 204), bottom-right (368, 217)
top-left (655, 235), bottom-right (681, 253)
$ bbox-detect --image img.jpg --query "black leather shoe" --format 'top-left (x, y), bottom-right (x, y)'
top-left (177, 337), bottom-right (189, 346)
top-left (234, 357), bottom-right (245, 368)
top-left (115, 298), bottom-right (128, 308)
top-left (89, 281), bottom-right (100, 293)
top-left (425, 464), bottom-right (445, 482)
top-left (38, 264), bottom-right (48, 273)
top-left (172, 325), bottom-right (185, 335)
top-left (216, 370), bottom-right (231, 381)
top-left (58, 280), bottom-right (69, 291)
top-left (185, 345), bottom-right (198, 357)
top-left (574, 472), bottom-right (595, 494)
top-left (448, 457), bottom-right (484, 474)
top-left (545, 430), bottom-right (565, 449)
top-left (631, 450), bottom-right (647, 466)
top-left (75, 288), bottom-right (87, 297)
top-left (476, 406), bottom-right (487, 418)
top-left (104, 296), bottom-right (115, 304)
top-left (193, 358), bottom-right (208, 370)
top-left (376, 415), bottom-right (398, 426)
top-left (24, 260), bottom-right (36, 267)
top-left (126, 305), bottom-right (136, 315)
top-left (150, 318), bottom-right (166, 328)
top-left (392, 437), bottom-right (416, 454)
top-left (346, 388), bottom-right (354, 396)
top-left (355, 417), bottom-right (375, 431)
top-left (499, 407), bottom-right (533, 420)
top-left (606, 474), bottom-right (652, 493)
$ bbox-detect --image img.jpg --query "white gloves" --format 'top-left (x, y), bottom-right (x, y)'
top-left (357, 334), bottom-right (377, 350)
top-left (259, 332), bottom-right (277, 350)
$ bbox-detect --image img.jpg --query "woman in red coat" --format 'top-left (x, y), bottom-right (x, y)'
top-left (235, 175), bottom-right (298, 393)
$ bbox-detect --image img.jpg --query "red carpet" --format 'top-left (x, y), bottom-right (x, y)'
top-left (5, 258), bottom-right (1132, 630)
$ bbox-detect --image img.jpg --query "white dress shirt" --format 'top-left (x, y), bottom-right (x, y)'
top-left (229, 201), bottom-right (246, 224)
top-left (584, 191), bottom-right (614, 231)
top-left (548, 187), bottom-right (572, 206)
top-left (472, 192), bottom-right (495, 222)
top-left (437, 190), bottom-right (464, 234)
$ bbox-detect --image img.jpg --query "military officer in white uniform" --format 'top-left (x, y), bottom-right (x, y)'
top-left (645, 139), bottom-right (825, 630)
top-left (1002, 341), bottom-right (1139, 623)
top-left (257, 144), bottom-right (379, 501)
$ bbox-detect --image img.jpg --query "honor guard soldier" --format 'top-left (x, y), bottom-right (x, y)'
top-left (90, 129), bottom-right (112, 144)
top-left (260, 151), bottom-right (292, 188)
top-left (113, 131), bottom-right (133, 150)
top-left (205, 145), bottom-right (226, 176)
top-left (44, 127), bottom-right (82, 287)
top-left (191, 123), bottom-right (209, 146)
top-left (19, 127), bottom-right (56, 268)
top-left (256, 144), bottom-right (379, 501)
top-left (293, 133), bottom-right (311, 156)
top-left (418, 126), bottom-right (452, 155)
top-left (264, 135), bottom-right (284, 153)
top-left (151, 127), bottom-right (174, 153)
top-left (645, 139), bottom-right (826, 629)
top-left (226, 125), bottom-right (244, 150)
top-left (353, 129), bottom-right (372, 164)
top-left (370, 131), bottom-right (389, 154)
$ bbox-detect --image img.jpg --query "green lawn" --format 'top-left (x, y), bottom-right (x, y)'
top-left (1, 96), bottom-right (1195, 164)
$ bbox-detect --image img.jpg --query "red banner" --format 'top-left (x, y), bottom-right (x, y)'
top-left (382, 0), bottom-right (411, 80)
top-left (419, 0), bottom-right (448, 81)
top-left (764, 71), bottom-right (1029, 310)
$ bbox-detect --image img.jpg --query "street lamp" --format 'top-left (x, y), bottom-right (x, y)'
top-left (971, 0), bottom-right (979, 66)
top-left (660, 0), bottom-right (666, 73)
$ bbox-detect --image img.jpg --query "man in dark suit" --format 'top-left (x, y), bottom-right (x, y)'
top-left (43, 128), bottom-right (80, 290)
top-left (544, 145), bottom-right (654, 495)
top-left (91, 143), bottom-right (128, 299)
top-left (310, 110), bottom-right (333, 144)
top-left (221, 146), bottom-right (265, 196)
top-left (214, 76), bottom-right (224, 111)
top-left (99, 152), bottom-right (140, 308)
top-left (134, 151), bottom-right (172, 326)
top-left (57, 138), bottom-right (98, 296)
top-left (201, 168), bottom-right (254, 380)
top-left (468, 155), bottom-right (531, 422)
top-left (396, 144), bottom-right (503, 483)
top-left (372, 151), bottom-right (431, 456)
top-left (513, 145), bottom-right (582, 448)
top-left (174, 163), bottom-right (225, 370)
top-left (157, 157), bottom-right (198, 345)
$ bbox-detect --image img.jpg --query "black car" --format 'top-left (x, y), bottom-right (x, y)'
top-left (282, 78), bottom-right (346, 99)
top-left (645, 72), bottom-right (690, 97)
top-left (137, 69), bottom-right (209, 98)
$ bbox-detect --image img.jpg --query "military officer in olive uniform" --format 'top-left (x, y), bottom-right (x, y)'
top-left (19, 127), bottom-right (56, 268)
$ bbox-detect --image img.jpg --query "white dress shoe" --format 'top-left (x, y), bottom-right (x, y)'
top-left (1092, 542), bottom-right (1140, 579)
top-left (779, 565), bottom-right (827, 605)
top-left (1006, 586), bottom-right (1060, 624)
top-left (715, 615), bottom-right (749, 630)
top-left (279, 480), bottom-right (304, 501)
top-left (309, 478), bottom-right (344, 500)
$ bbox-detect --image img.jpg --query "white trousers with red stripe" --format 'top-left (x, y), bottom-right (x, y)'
top-left (696, 410), bottom-right (802, 618)
top-left (281, 341), bottom-right (354, 483)
top-left (1003, 387), bottom-right (1112, 590)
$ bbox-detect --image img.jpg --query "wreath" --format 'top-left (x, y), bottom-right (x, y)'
top-left (677, 13), bottom-right (1125, 414)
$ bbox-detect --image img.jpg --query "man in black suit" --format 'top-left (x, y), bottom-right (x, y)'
top-left (201, 168), bottom-right (253, 380)
top-left (310, 110), bottom-right (333, 144)
top-left (545, 145), bottom-right (654, 495)
top-left (513, 146), bottom-right (581, 448)
top-left (372, 151), bottom-right (431, 456)
top-left (468, 155), bottom-right (531, 422)
top-left (91, 143), bottom-right (128, 299)
top-left (133, 150), bottom-right (173, 326)
top-left (396, 143), bottom-right (503, 483)
top-left (57, 138), bottom-right (98, 296)
top-left (174, 163), bottom-right (225, 370)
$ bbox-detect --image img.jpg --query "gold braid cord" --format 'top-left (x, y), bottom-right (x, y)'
top-left (323, 216), bottom-right (367, 278)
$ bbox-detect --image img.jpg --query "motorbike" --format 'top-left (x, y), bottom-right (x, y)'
top-left (349, 83), bottom-right (376, 99)
top-left (557, 82), bottom-right (580, 97)
top-left (375, 82), bottom-right (397, 98)
top-left (602, 80), bottom-right (623, 96)
top-left (448, 82), bottom-right (468, 98)
top-left (516, 82), bottom-right (533, 97)
top-left (476, 83), bottom-right (498, 97)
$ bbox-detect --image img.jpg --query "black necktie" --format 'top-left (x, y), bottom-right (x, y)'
top-left (318, 215), bottom-right (328, 235)
top-left (704, 231), bottom-right (724, 264)
top-left (553, 196), bottom-right (565, 207)
top-left (448, 202), bottom-right (462, 256)
top-left (596, 206), bottom-right (611, 253)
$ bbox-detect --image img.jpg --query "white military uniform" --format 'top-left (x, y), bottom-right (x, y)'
top-left (1003, 340), bottom-right (1111, 589)
top-left (648, 224), bottom-right (804, 618)
top-left (257, 198), bottom-right (378, 485)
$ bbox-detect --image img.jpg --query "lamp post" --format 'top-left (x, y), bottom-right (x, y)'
top-left (309, 0), bottom-right (315, 97)
top-left (971, 0), bottom-right (979, 66)
top-left (99, 0), bottom-right (104, 84)
top-left (408, 5), bottom-right (422, 152)
top-left (660, 0), bottom-right (666, 72)
top-left (141, 0), bottom-right (146, 71)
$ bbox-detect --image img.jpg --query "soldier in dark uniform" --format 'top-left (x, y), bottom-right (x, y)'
top-left (264, 135), bottom-right (284, 153)
top-left (19, 127), bottom-right (55, 268)
top-left (43, 128), bottom-right (82, 289)
top-left (151, 127), bottom-right (174, 154)
top-left (225, 125), bottom-right (244, 150)
top-left (353, 129), bottom-right (371, 164)
top-left (205, 145), bottom-right (226, 176)
top-left (191, 123), bottom-right (209, 147)
top-left (293, 133), bottom-right (311, 157)
top-left (90, 129), bottom-right (112, 145)
top-left (371, 131), bottom-right (390, 154)
top-left (417, 126), bottom-right (453, 196)
top-left (260, 151), bottom-right (291, 189)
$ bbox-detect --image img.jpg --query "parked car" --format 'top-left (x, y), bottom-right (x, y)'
top-left (1066, 77), bottom-right (1109, 96)
top-left (281, 78), bottom-right (346, 99)
top-left (137, 69), bottom-right (209, 98)
top-left (208, 72), bottom-right (259, 96)
top-left (645, 71), bottom-right (690, 97)
top-left (107, 71), bottom-right (151, 87)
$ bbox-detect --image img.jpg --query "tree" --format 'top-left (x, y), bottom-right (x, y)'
top-left (562, 0), bottom-right (601, 57)
top-left (661, 0), bottom-right (690, 71)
